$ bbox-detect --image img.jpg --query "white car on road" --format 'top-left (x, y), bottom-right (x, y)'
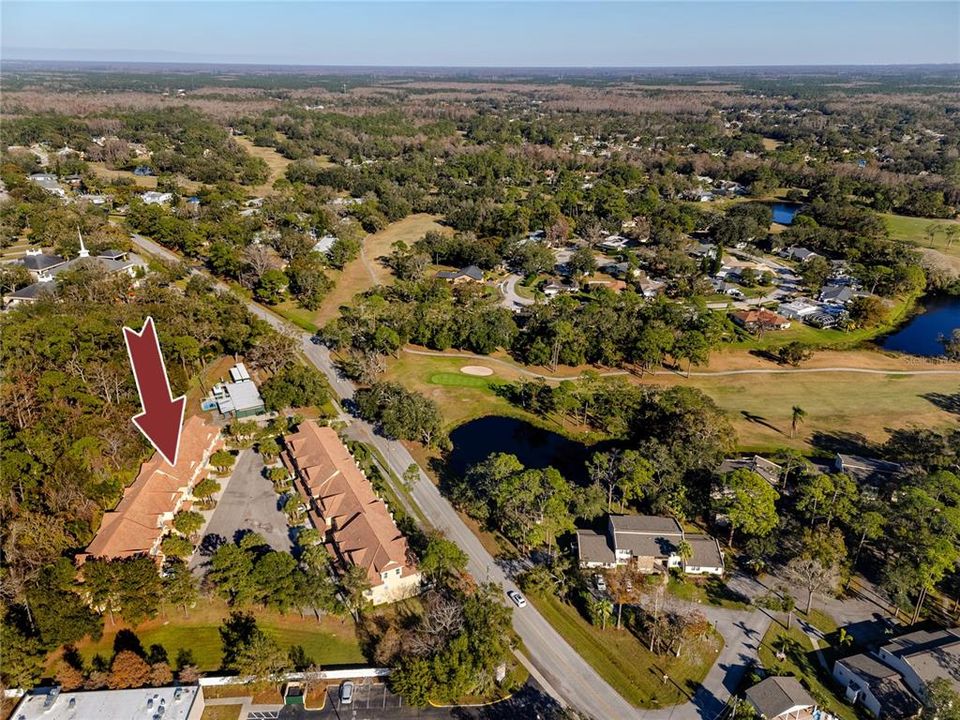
top-left (507, 590), bottom-right (527, 608)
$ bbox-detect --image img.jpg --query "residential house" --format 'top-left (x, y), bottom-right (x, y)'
top-left (731, 309), bottom-right (792, 332)
top-left (835, 453), bottom-right (904, 488)
top-left (435, 265), bottom-right (484, 283)
top-left (133, 165), bottom-right (154, 176)
top-left (576, 515), bottom-right (723, 576)
top-left (820, 284), bottom-right (858, 306)
top-left (28, 172), bottom-right (67, 198)
top-left (141, 191), bottom-right (173, 205)
top-left (312, 234), bottom-right (338, 255)
top-left (833, 653), bottom-right (922, 719)
top-left (778, 299), bottom-right (820, 321)
top-left (542, 280), bottom-right (578, 297)
top-left (784, 246), bottom-right (820, 263)
top-left (599, 234), bottom-right (632, 251)
top-left (282, 421), bottom-right (421, 605)
top-left (82, 415), bottom-right (221, 563)
top-left (718, 456), bottom-right (783, 488)
top-left (11, 685), bottom-right (205, 720)
top-left (876, 627), bottom-right (960, 698)
top-left (744, 676), bottom-right (817, 720)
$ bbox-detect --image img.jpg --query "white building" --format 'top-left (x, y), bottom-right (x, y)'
top-left (141, 191), bottom-right (174, 205)
top-left (11, 685), bottom-right (205, 720)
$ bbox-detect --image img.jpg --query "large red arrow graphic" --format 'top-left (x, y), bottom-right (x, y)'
top-left (123, 316), bottom-right (186, 466)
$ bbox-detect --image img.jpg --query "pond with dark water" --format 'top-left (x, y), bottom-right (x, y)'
top-left (881, 295), bottom-right (960, 357)
top-left (446, 416), bottom-right (590, 482)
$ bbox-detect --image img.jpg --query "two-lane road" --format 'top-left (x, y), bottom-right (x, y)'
top-left (130, 232), bottom-right (639, 720)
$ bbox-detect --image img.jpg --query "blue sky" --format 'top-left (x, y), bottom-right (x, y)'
top-left (3, 2), bottom-right (958, 67)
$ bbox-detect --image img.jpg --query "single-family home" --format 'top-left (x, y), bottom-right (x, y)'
top-left (744, 676), bottom-right (817, 720)
top-left (718, 456), bottom-right (783, 488)
top-left (312, 234), bottom-right (338, 255)
top-left (833, 653), bottom-right (922, 720)
top-left (778, 299), bottom-right (820, 321)
top-left (133, 165), bottom-right (153, 176)
top-left (599, 234), bottom-right (632, 251)
top-left (784, 246), bottom-right (820, 263)
top-left (834, 453), bottom-right (904, 487)
top-left (820, 284), bottom-right (857, 306)
top-left (576, 515), bottom-right (723, 576)
top-left (28, 173), bottom-right (67, 198)
top-left (876, 628), bottom-right (960, 698)
top-left (731, 309), bottom-right (792, 332)
top-left (141, 191), bottom-right (173, 205)
top-left (283, 421), bottom-right (422, 605)
top-left (435, 265), bottom-right (484, 283)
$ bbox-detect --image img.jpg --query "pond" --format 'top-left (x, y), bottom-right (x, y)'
top-left (771, 202), bottom-right (802, 225)
top-left (881, 295), bottom-right (960, 357)
top-left (446, 416), bottom-right (590, 482)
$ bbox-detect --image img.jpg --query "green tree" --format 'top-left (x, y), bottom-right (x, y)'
top-left (260, 365), bottom-right (330, 411)
top-left (163, 559), bottom-right (199, 616)
top-left (82, 556), bottom-right (162, 625)
top-left (210, 450), bottom-right (236, 472)
top-left (724, 469), bottom-right (780, 549)
top-left (923, 677), bottom-right (960, 720)
top-left (172, 510), bottom-right (205, 537)
top-left (790, 405), bottom-right (806, 438)
top-left (254, 268), bottom-right (288, 305)
top-left (209, 543), bottom-right (255, 606)
top-left (161, 535), bottom-right (194, 559)
top-left (420, 532), bottom-right (468, 587)
top-left (192, 477), bottom-right (221, 500)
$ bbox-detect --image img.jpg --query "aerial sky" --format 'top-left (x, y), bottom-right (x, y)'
top-left (3, 1), bottom-right (958, 67)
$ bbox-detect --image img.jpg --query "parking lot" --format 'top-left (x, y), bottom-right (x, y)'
top-left (192, 448), bottom-right (292, 570)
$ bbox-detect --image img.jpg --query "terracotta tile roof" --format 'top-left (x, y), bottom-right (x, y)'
top-left (285, 421), bottom-right (416, 587)
top-left (85, 415), bottom-right (221, 560)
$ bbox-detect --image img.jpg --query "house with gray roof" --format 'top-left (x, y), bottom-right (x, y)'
top-left (834, 653), bottom-right (922, 719)
top-left (744, 676), bottom-right (816, 719)
top-left (876, 627), bottom-right (960, 699)
top-left (576, 515), bottom-right (723, 575)
top-left (436, 265), bottom-right (484, 283)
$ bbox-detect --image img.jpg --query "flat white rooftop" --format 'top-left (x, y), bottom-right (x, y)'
top-left (12, 685), bottom-right (202, 720)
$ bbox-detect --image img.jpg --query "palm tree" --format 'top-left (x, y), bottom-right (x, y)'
top-left (677, 540), bottom-right (693, 570)
top-left (790, 406), bottom-right (806, 438)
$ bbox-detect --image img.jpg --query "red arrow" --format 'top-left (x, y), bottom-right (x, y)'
top-left (123, 316), bottom-right (185, 466)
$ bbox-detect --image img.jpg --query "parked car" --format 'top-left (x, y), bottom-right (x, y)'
top-left (339, 681), bottom-right (354, 705)
top-left (594, 574), bottom-right (607, 592)
top-left (507, 590), bottom-right (527, 608)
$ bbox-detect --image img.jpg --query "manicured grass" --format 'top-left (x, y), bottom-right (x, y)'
top-left (201, 706), bottom-right (243, 720)
top-left (804, 608), bottom-right (839, 636)
top-left (527, 591), bottom-right (722, 708)
top-left (67, 600), bottom-right (364, 672)
top-left (428, 372), bottom-right (504, 389)
top-left (757, 622), bottom-right (857, 720)
top-left (882, 213), bottom-right (960, 259)
top-left (673, 369), bottom-right (956, 451)
top-left (666, 576), bottom-right (751, 611)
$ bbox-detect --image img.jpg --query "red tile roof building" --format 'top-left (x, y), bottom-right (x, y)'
top-left (283, 421), bottom-right (421, 605)
top-left (83, 415), bottom-right (221, 563)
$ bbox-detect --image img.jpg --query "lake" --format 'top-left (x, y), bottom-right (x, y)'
top-left (771, 202), bottom-right (802, 225)
top-left (881, 295), bottom-right (960, 357)
top-left (446, 416), bottom-right (590, 482)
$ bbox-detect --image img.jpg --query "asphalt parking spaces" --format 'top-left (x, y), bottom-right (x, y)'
top-left (248, 711), bottom-right (280, 720)
top-left (326, 682), bottom-right (403, 714)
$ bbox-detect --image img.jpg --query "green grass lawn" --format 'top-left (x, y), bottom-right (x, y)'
top-left (274, 300), bottom-right (320, 332)
top-left (666, 576), bottom-right (751, 611)
top-left (527, 591), bottom-right (721, 708)
top-left (68, 602), bottom-right (364, 672)
top-left (757, 622), bottom-right (857, 720)
top-left (428, 371), bottom-right (505, 390)
top-left (882, 213), bottom-right (960, 258)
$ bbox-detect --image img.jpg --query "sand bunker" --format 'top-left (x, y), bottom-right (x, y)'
top-left (460, 365), bottom-right (494, 377)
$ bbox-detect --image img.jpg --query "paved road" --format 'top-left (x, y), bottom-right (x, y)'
top-left (497, 273), bottom-right (535, 312)
top-left (131, 232), bottom-right (636, 720)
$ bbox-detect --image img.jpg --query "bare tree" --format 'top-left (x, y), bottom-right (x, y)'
top-left (784, 556), bottom-right (840, 615)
